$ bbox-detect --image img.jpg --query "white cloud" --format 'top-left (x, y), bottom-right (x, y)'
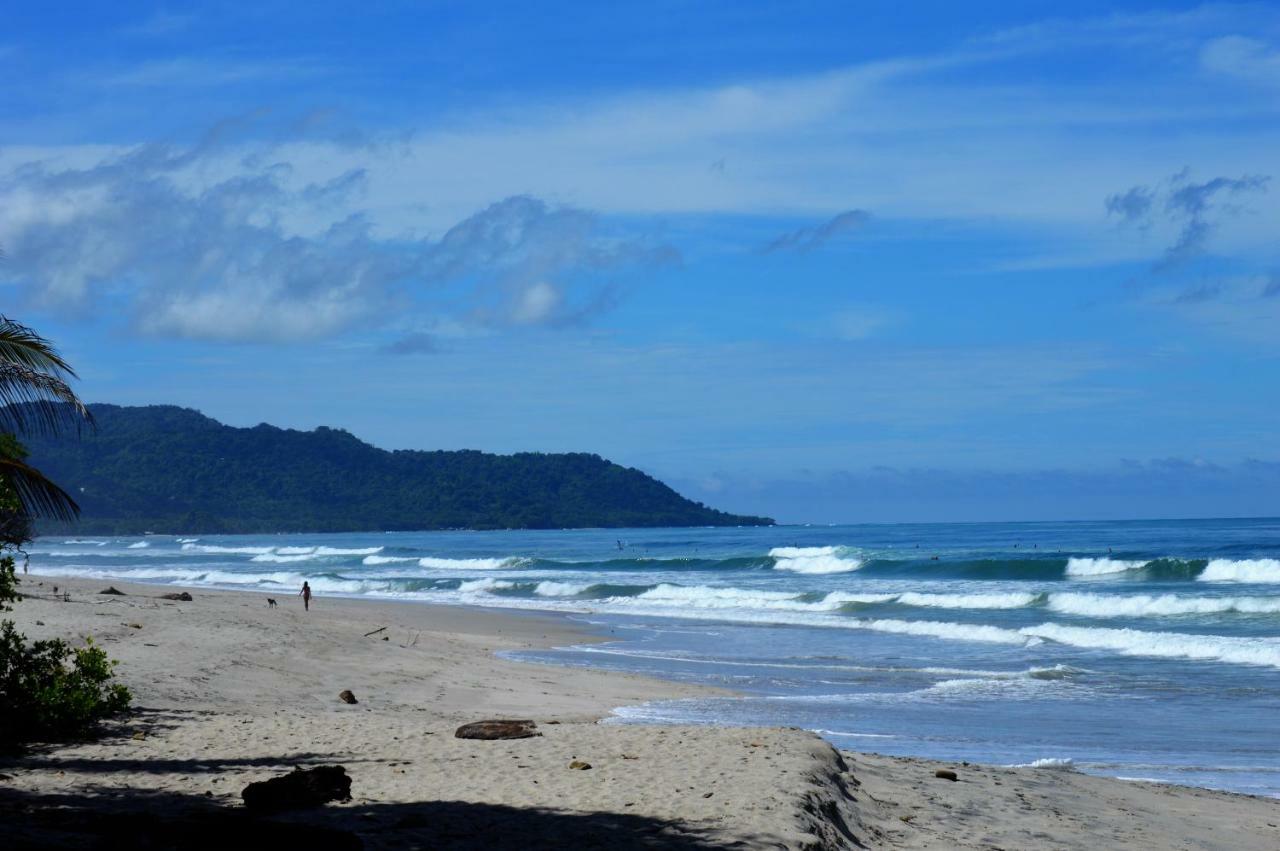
top-left (0, 142), bottom-right (675, 341)
top-left (1201, 35), bottom-right (1280, 85)
top-left (510, 281), bottom-right (562, 325)
top-left (828, 307), bottom-right (894, 341)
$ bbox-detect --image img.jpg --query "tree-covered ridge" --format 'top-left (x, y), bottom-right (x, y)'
top-left (23, 404), bottom-right (773, 533)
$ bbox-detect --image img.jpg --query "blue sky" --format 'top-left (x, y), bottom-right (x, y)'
top-left (3, 1), bottom-right (1280, 522)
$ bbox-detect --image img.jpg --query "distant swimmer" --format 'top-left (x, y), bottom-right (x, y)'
top-left (616, 539), bottom-right (624, 551)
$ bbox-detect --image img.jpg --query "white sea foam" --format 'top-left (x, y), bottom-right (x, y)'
top-left (63, 539), bottom-right (106, 546)
top-left (1065, 557), bottom-right (1148, 577)
top-left (1014, 758), bottom-right (1076, 770)
top-left (127, 541), bottom-right (150, 549)
top-left (1021, 622), bottom-right (1280, 669)
top-left (417, 556), bottom-right (528, 570)
top-left (769, 546), bottom-right (864, 574)
top-left (316, 546), bottom-right (383, 556)
top-left (630, 584), bottom-right (890, 613)
top-left (897, 591), bottom-right (1040, 610)
top-left (637, 584), bottom-right (800, 608)
top-left (362, 555), bottom-right (417, 565)
top-left (176, 538), bottom-right (199, 544)
top-left (457, 578), bottom-right (515, 593)
top-left (534, 581), bottom-right (591, 596)
top-left (181, 544), bottom-right (274, 555)
top-left (276, 546), bottom-right (316, 555)
top-left (769, 546), bottom-right (842, 559)
top-left (855, 618), bottom-right (1031, 646)
top-left (1048, 592), bottom-right (1280, 617)
top-left (1198, 558), bottom-right (1280, 583)
top-left (820, 592), bottom-right (899, 607)
top-left (251, 553), bottom-right (314, 563)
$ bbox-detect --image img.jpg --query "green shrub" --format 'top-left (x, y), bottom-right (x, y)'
top-left (0, 554), bottom-right (17, 611)
top-left (0, 617), bottom-right (132, 747)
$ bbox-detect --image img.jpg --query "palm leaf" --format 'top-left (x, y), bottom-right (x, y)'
top-left (0, 454), bottom-right (80, 523)
top-left (0, 363), bottom-right (93, 436)
top-left (0, 316), bottom-right (78, 378)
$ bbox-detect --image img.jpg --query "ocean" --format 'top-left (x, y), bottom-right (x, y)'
top-left (27, 518), bottom-right (1280, 797)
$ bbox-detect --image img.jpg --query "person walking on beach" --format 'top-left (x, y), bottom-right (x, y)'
top-left (300, 581), bottom-right (312, 611)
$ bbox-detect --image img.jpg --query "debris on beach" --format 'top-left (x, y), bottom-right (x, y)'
top-left (935, 769), bottom-right (958, 781)
top-left (568, 760), bottom-right (592, 770)
top-left (241, 765), bottom-right (352, 813)
top-left (159, 592), bottom-right (193, 601)
top-left (99, 587), bottom-right (125, 595)
top-left (454, 719), bottom-right (541, 740)
top-left (339, 689), bottom-right (359, 704)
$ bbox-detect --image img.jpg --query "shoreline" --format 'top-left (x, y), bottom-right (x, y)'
top-left (3, 573), bottom-right (1278, 849)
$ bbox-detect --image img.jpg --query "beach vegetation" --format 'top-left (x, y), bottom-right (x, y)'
top-left (0, 316), bottom-right (131, 747)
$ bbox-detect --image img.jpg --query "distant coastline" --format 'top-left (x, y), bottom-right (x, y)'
top-left (25, 403), bottom-right (774, 534)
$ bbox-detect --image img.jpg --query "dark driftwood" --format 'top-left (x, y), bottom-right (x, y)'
top-left (363, 626), bottom-right (388, 637)
top-left (454, 720), bottom-right (541, 740)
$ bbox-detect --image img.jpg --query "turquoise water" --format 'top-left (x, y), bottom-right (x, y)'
top-left (29, 518), bottom-right (1280, 797)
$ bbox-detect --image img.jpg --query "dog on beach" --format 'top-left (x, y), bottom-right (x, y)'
top-left (266, 598), bottom-right (278, 608)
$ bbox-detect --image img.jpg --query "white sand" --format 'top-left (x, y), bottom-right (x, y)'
top-left (2, 575), bottom-right (1277, 849)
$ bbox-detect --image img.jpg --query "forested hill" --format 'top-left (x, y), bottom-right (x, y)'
top-left (23, 404), bottom-right (773, 534)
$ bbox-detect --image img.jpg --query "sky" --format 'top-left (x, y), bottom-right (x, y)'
top-left (3, 1), bottom-right (1279, 523)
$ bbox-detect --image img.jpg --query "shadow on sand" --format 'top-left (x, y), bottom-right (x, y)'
top-left (0, 780), bottom-right (742, 850)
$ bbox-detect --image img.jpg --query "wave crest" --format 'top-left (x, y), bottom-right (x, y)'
top-left (769, 546), bottom-right (864, 574)
top-left (1198, 559), bottom-right (1280, 583)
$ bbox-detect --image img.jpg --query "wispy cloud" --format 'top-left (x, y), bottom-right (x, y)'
top-left (0, 130), bottom-right (676, 342)
top-left (382, 332), bottom-right (438, 356)
top-left (94, 57), bottom-right (320, 88)
top-left (1201, 35), bottom-right (1280, 85)
top-left (763, 210), bottom-right (869, 253)
top-left (118, 11), bottom-right (197, 38)
top-left (13, 6), bottom-right (1280, 250)
top-left (1107, 169), bottom-right (1270, 270)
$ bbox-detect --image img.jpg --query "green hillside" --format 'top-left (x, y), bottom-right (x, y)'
top-left (22, 404), bottom-right (772, 534)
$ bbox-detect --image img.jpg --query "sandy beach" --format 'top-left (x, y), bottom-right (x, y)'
top-left (2, 575), bottom-right (1277, 850)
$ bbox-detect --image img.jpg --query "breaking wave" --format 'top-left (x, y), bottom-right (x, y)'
top-left (1198, 559), bottom-right (1280, 584)
top-left (897, 591), bottom-right (1041, 610)
top-left (417, 556), bottom-right (529, 570)
top-left (1021, 623), bottom-right (1280, 669)
top-left (1047, 592), bottom-right (1280, 617)
top-left (769, 546), bottom-right (864, 574)
top-left (251, 553), bottom-right (314, 563)
top-left (181, 544), bottom-right (274, 555)
top-left (1014, 757), bottom-right (1077, 770)
top-left (534, 581), bottom-right (592, 597)
top-left (1065, 557), bottom-right (1147, 577)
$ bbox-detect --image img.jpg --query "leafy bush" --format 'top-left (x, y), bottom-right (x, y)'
top-left (0, 617), bottom-right (132, 747)
top-left (0, 555), bottom-right (132, 748)
top-left (0, 554), bottom-right (17, 611)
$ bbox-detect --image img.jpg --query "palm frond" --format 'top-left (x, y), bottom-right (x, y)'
top-left (0, 316), bottom-right (78, 379)
top-left (0, 363), bottom-right (93, 436)
top-left (0, 454), bottom-right (80, 523)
